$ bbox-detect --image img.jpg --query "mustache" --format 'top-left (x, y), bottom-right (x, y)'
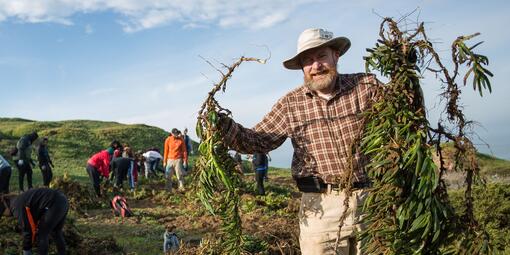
top-left (310, 70), bottom-right (329, 75)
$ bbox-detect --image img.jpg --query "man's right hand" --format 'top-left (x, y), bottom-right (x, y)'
top-left (18, 160), bottom-right (24, 166)
top-left (218, 113), bottom-right (233, 132)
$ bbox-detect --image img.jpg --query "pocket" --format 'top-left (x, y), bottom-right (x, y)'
top-left (299, 193), bottom-right (323, 219)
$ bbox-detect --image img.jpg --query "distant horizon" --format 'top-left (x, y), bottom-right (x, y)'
top-left (2, 116), bottom-right (508, 169)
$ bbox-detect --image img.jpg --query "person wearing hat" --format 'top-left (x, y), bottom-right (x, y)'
top-left (218, 28), bottom-right (382, 254)
top-left (0, 188), bottom-right (69, 255)
top-left (86, 147), bottom-right (114, 197)
top-left (37, 137), bottom-right (54, 187)
top-left (14, 132), bottom-right (39, 191)
top-left (163, 128), bottom-right (188, 192)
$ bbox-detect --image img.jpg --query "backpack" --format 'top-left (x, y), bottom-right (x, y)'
top-left (111, 195), bottom-right (133, 218)
top-left (163, 230), bottom-right (180, 253)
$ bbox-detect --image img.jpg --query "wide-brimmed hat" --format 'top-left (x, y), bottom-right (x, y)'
top-left (283, 28), bottom-right (351, 70)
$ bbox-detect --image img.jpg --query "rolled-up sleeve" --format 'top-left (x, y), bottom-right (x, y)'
top-left (223, 97), bottom-right (289, 154)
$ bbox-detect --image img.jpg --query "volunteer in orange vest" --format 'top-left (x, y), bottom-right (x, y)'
top-left (163, 128), bottom-right (188, 192)
top-left (1, 188), bottom-right (69, 255)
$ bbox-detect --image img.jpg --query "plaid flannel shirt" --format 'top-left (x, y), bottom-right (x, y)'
top-left (223, 73), bottom-right (380, 183)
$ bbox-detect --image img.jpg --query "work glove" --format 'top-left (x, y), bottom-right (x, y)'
top-left (183, 162), bottom-right (188, 169)
top-left (18, 160), bottom-right (24, 166)
top-left (217, 113), bottom-right (233, 132)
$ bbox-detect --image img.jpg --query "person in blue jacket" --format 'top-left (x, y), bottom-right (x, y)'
top-left (252, 153), bottom-right (269, 195)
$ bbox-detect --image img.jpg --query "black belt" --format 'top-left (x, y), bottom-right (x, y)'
top-left (296, 176), bottom-right (371, 193)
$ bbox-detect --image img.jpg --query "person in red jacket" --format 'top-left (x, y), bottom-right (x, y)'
top-left (86, 147), bottom-right (114, 197)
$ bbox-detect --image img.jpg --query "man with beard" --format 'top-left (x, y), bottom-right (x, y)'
top-left (219, 28), bottom-right (381, 254)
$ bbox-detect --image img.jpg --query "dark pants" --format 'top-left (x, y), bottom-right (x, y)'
top-left (17, 161), bottom-right (33, 191)
top-left (255, 170), bottom-right (267, 195)
top-left (115, 166), bottom-right (128, 188)
top-left (39, 163), bottom-right (53, 186)
top-left (0, 166), bottom-right (11, 193)
top-left (23, 193), bottom-right (69, 255)
top-left (86, 164), bottom-right (101, 197)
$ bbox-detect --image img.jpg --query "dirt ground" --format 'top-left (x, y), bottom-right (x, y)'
top-left (1, 171), bottom-right (301, 255)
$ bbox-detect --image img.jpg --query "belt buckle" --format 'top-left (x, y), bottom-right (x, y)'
top-left (326, 184), bottom-right (332, 193)
top-left (325, 184), bottom-right (341, 193)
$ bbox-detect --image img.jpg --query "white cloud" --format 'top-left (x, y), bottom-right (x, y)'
top-left (0, 0), bottom-right (320, 32)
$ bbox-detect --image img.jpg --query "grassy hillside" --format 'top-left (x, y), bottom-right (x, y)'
top-left (0, 118), bottom-right (174, 186)
top-left (1, 117), bottom-right (509, 186)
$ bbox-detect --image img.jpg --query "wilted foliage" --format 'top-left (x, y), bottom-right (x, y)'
top-left (195, 56), bottom-right (266, 254)
top-left (358, 17), bottom-right (494, 254)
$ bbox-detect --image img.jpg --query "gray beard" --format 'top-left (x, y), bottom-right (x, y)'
top-left (304, 71), bottom-right (337, 91)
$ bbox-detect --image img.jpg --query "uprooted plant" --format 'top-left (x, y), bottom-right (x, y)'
top-left (356, 17), bottom-right (493, 254)
top-left (195, 56), bottom-right (266, 254)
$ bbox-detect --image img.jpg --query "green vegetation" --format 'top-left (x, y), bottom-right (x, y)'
top-left (359, 16), bottom-right (497, 255)
top-left (0, 117), bottom-right (170, 190)
top-left (0, 117), bottom-right (509, 254)
top-left (195, 56), bottom-right (267, 254)
top-left (449, 183), bottom-right (510, 254)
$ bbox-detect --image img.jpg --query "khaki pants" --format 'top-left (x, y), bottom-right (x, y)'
top-left (165, 159), bottom-right (185, 191)
top-left (299, 189), bottom-right (367, 255)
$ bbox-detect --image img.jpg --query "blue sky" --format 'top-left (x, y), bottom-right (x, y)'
top-left (0, 0), bottom-right (509, 167)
